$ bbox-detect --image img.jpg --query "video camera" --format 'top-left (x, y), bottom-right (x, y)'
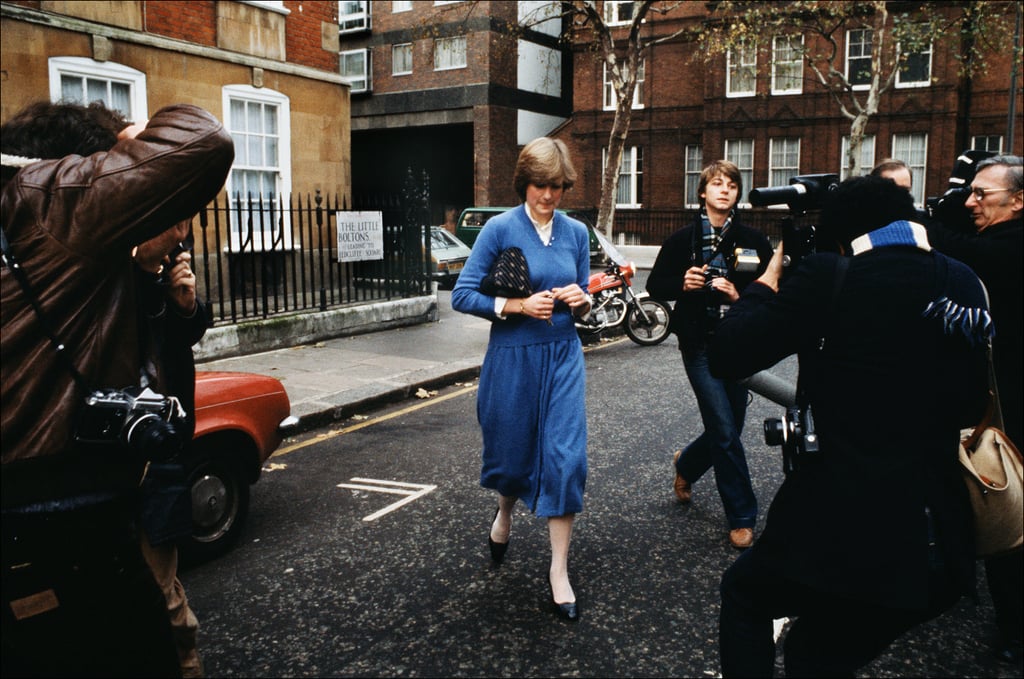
top-left (749, 173), bottom-right (840, 272)
top-left (763, 404), bottom-right (819, 474)
top-left (748, 173), bottom-right (840, 212)
top-left (926, 149), bottom-right (997, 231)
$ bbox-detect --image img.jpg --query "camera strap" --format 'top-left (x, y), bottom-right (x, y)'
top-left (0, 226), bottom-right (92, 393)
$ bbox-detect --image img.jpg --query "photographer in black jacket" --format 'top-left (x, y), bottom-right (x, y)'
top-left (710, 175), bottom-right (989, 677)
top-left (647, 160), bottom-right (773, 550)
top-left (927, 153), bottom-right (1023, 664)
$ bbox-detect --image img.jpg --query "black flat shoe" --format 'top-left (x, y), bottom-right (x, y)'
top-left (552, 600), bottom-right (579, 622)
top-left (548, 574), bottom-right (579, 622)
top-left (488, 508), bottom-right (508, 564)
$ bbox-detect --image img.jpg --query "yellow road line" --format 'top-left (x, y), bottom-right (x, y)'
top-left (272, 384), bottom-right (479, 457)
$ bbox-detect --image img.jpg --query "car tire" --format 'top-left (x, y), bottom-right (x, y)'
top-left (179, 447), bottom-right (251, 564)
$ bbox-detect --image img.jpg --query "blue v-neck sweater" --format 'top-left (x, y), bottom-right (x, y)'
top-left (451, 204), bottom-right (590, 344)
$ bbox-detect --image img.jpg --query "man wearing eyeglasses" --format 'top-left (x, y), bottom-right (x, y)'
top-left (928, 153), bottom-right (1022, 665)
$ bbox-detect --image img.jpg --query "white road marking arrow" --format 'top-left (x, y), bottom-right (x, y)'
top-left (337, 477), bottom-right (437, 522)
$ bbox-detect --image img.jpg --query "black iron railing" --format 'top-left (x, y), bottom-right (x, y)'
top-left (191, 181), bottom-right (432, 326)
top-left (611, 208), bottom-right (791, 247)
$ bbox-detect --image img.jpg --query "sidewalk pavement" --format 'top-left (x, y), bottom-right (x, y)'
top-left (197, 261), bottom-right (654, 433)
top-left (196, 291), bottom-right (493, 432)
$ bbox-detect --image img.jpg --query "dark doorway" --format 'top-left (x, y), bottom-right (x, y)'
top-left (352, 124), bottom-right (474, 229)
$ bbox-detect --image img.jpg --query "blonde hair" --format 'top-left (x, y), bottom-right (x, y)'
top-left (513, 137), bottom-right (577, 200)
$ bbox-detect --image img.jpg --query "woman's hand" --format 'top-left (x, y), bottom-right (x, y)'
top-left (551, 283), bottom-right (591, 316)
top-left (507, 291), bottom-right (555, 322)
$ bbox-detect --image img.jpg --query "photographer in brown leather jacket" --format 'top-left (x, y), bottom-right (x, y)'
top-left (1, 101), bottom-right (233, 677)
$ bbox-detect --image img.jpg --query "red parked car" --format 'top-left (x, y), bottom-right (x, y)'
top-left (183, 371), bottom-right (298, 561)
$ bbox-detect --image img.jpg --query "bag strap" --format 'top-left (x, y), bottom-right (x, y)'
top-left (796, 255), bottom-right (849, 405)
top-left (1, 225), bottom-right (92, 393)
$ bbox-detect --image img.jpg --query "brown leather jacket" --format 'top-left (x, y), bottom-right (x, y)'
top-left (1, 104), bottom-right (233, 507)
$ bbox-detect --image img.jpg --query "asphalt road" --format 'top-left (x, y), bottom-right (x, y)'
top-left (180, 329), bottom-right (1019, 678)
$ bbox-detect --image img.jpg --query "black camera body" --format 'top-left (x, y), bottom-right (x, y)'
top-left (927, 149), bottom-right (997, 232)
top-left (763, 404), bottom-right (819, 474)
top-left (76, 386), bottom-right (185, 461)
top-left (749, 173), bottom-right (840, 212)
top-left (749, 174), bottom-right (839, 273)
top-left (703, 263), bottom-right (729, 289)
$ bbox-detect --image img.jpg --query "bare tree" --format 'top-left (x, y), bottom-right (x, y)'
top-left (694, 1), bottom-right (1018, 177)
top-left (513, 1), bottom-right (696, 238)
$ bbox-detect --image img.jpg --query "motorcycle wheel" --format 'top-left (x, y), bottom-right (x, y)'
top-left (625, 298), bottom-right (671, 346)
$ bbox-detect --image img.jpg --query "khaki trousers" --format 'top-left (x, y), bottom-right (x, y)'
top-left (141, 533), bottom-right (204, 678)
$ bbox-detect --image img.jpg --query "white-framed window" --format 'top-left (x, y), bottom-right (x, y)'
top-left (685, 144), bottom-right (704, 207)
top-left (769, 137), bottom-right (800, 188)
top-left (896, 37), bottom-right (932, 88)
top-left (341, 49), bottom-right (371, 93)
top-left (48, 57), bottom-right (148, 122)
top-left (840, 134), bottom-right (876, 180)
top-left (222, 85), bottom-right (292, 250)
top-left (393, 0), bottom-right (413, 11)
top-left (603, 59), bottom-right (644, 110)
top-left (973, 135), bottom-right (1003, 153)
top-left (604, 1), bottom-right (634, 26)
top-left (724, 138), bottom-right (754, 203)
top-left (434, 36), bottom-right (467, 71)
top-left (891, 132), bottom-right (928, 206)
top-left (603, 146), bottom-right (643, 208)
top-left (392, 43), bottom-right (413, 75)
top-left (846, 28), bottom-right (872, 89)
top-left (771, 34), bottom-right (803, 94)
top-left (726, 44), bottom-right (756, 97)
top-left (339, 1), bottom-right (370, 33)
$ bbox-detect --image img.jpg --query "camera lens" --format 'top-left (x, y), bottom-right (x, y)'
top-left (125, 414), bottom-right (182, 461)
top-left (763, 418), bottom-right (785, 446)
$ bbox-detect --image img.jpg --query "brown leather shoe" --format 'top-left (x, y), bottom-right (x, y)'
top-left (672, 450), bottom-right (692, 504)
top-left (729, 527), bottom-right (754, 549)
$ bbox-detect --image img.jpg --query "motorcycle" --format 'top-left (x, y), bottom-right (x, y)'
top-left (575, 230), bottom-right (671, 346)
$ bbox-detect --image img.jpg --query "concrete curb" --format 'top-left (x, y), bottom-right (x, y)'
top-left (194, 296), bottom-right (439, 362)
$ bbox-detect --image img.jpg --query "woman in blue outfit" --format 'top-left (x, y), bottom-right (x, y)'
top-left (451, 137), bottom-right (592, 622)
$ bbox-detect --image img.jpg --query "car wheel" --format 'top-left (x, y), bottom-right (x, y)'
top-left (180, 451), bottom-right (250, 563)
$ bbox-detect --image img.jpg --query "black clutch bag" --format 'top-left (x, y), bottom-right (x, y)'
top-left (480, 247), bottom-right (532, 298)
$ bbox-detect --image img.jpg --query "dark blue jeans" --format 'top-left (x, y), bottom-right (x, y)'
top-left (677, 346), bottom-right (757, 529)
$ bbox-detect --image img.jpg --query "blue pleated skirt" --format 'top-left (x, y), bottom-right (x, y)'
top-left (476, 337), bottom-right (587, 517)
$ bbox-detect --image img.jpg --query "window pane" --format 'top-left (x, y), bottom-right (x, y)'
top-left (61, 75), bottom-right (83, 103)
top-left (248, 135), bottom-right (262, 167)
top-left (264, 104), bottom-right (278, 135)
top-left (247, 102), bottom-right (262, 133)
top-left (899, 50), bottom-right (930, 84)
top-left (110, 82), bottom-right (131, 115)
top-left (266, 136), bottom-right (278, 166)
top-left (86, 77), bottom-right (108, 105)
top-left (848, 29), bottom-right (872, 86)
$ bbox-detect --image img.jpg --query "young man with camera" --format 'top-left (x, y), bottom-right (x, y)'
top-left (709, 175), bottom-right (990, 677)
top-left (1, 101), bottom-right (233, 676)
top-left (647, 160), bottom-right (774, 549)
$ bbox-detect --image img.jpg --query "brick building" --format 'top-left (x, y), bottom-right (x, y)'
top-left (554, 0), bottom-right (1022, 240)
top-left (1, 0), bottom-right (352, 249)
top-left (338, 0), bottom-right (574, 225)
top-left (339, 1), bottom-right (1021, 242)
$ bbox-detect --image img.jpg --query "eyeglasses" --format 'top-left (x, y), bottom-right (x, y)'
top-left (970, 187), bottom-right (1014, 202)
